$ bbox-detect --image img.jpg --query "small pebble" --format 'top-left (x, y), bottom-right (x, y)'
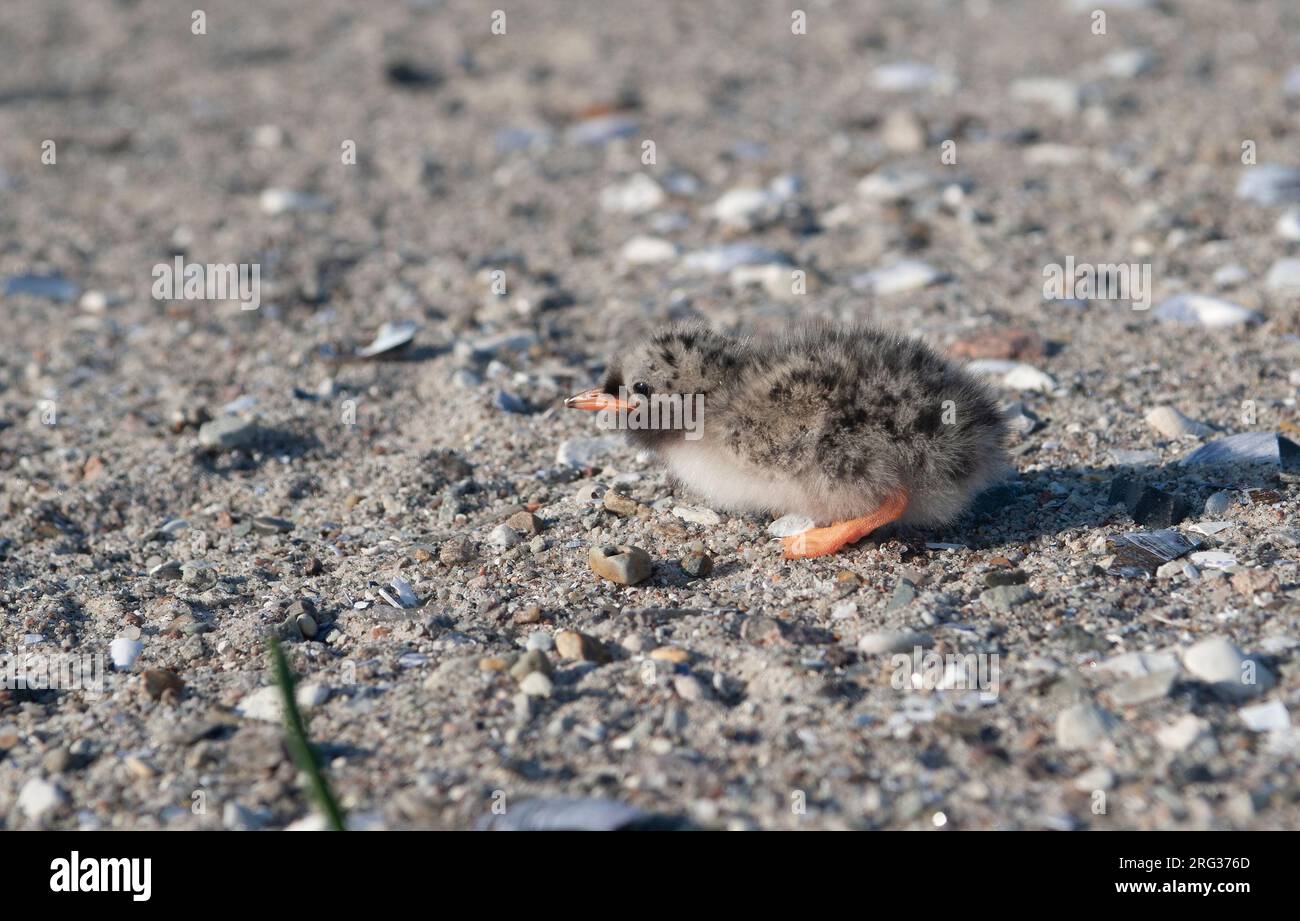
top-left (680, 543), bottom-right (714, 578)
top-left (857, 630), bottom-right (931, 655)
top-left (1204, 491), bottom-right (1235, 516)
top-left (1055, 703), bottom-right (1112, 750)
top-left (1237, 699), bottom-right (1289, 733)
top-left (672, 674), bottom-right (709, 701)
top-left (740, 615), bottom-right (783, 646)
top-left (1183, 636), bottom-right (1272, 700)
top-left (980, 584), bottom-right (1035, 613)
top-left (510, 650), bottom-right (552, 681)
top-left (554, 629), bottom-right (610, 663)
top-left (109, 637), bottom-right (143, 670)
top-left (1156, 714), bottom-right (1207, 752)
top-left (1105, 670), bottom-right (1177, 707)
top-left (589, 545), bottom-right (653, 585)
top-left (1144, 406), bottom-right (1212, 440)
top-left (602, 488), bottom-right (641, 517)
top-left (197, 416), bottom-right (258, 451)
top-left (519, 672), bottom-right (553, 698)
top-left (649, 646), bottom-right (690, 664)
top-left (488, 523), bottom-right (523, 551)
top-left (18, 778), bottom-right (66, 821)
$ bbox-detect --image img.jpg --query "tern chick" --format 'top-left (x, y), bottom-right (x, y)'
top-left (565, 323), bottom-right (1008, 558)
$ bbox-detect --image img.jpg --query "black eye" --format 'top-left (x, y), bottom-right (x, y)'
top-left (632, 381), bottom-right (652, 396)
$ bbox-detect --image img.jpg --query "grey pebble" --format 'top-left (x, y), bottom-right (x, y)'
top-left (980, 583), bottom-right (1035, 613)
top-left (1105, 669), bottom-right (1178, 707)
top-left (197, 416), bottom-right (258, 451)
top-left (1204, 490), bottom-right (1235, 515)
top-left (519, 671), bottom-right (553, 698)
top-left (1183, 637), bottom-right (1273, 700)
top-left (857, 630), bottom-right (932, 655)
top-left (1056, 703), bottom-right (1113, 750)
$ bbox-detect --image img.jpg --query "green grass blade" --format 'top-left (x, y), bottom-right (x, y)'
top-left (268, 637), bottom-right (347, 831)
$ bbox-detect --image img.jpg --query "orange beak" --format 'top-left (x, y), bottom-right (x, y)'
top-left (564, 387), bottom-right (632, 413)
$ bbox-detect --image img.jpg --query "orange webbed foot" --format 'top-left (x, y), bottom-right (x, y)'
top-left (781, 492), bottom-right (909, 560)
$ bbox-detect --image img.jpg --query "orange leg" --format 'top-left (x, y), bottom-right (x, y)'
top-left (782, 491), bottom-right (909, 560)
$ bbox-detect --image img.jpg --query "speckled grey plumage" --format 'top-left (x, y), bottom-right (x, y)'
top-left (600, 322), bottom-right (1009, 527)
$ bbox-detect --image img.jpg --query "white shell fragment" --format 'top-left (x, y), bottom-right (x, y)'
top-left (1180, 432), bottom-right (1297, 468)
top-left (1236, 164), bottom-right (1300, 206)
top-left (1189, 550), bottom-right (1237, 570)
top-left (767, 515), bottom-right (815, 538)
top-left (681, 244), bottom-right (792, 275)
top-left (1153, 294), bottom-right (1261, 329)
top-left (476, 797), bottom-right (654, 831)
top-left (672, 506), bottom-right (722, 526)
top-left (389, 577), bottom-right (418, 608)
top-left (850, 260), bottom-right (942, 295)
top-left (355, 321), bottom-right (418, 359)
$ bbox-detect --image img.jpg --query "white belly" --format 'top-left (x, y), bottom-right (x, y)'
top-left (660, 442), bottom-right (866, 522)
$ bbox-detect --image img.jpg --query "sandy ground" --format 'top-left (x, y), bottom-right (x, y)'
top-left (1, 0), bottom-right (1299, 830)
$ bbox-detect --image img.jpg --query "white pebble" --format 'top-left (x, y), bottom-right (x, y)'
top-left (1144, 405), bottom-right (1212, 440)
top-left (851, 260), bottom-right (942, 296)
top-left (1153, 294), bottom-right (1261, 329)
top-left (260, 188), bottom-right (330, 215)
top-left (1183, 636), bottom-right (1271, 700)
top-left (1156, 714), bottom-right (1207, 752)
top-left (18, 777), bottom-right (66, 820)
top-left (236, 686), bottom-right (284, 722)
top-left (620, 236), bottom-right (678, 265)
top-left (600, 173), bottom-right (664, 215)
top-left (520, 672), bottom-right (553, 697)
top-left (672, 505), bottom-right (721, 526)
top-left (1238, 699), bottom-right (1289, 733)
top-left (1001, 364), bottom-right (1058, 393)
top-left (1276, 209), bottom-right (1300, 241)
top-left (109, 637), bottom-right (142, 670)
top-left (1055, 703), bottom-right (1112, 750)
top-left (1212, 263), bottom-right (1249, 289)
top-left (1264, 258), bottom-right (1300, 294)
